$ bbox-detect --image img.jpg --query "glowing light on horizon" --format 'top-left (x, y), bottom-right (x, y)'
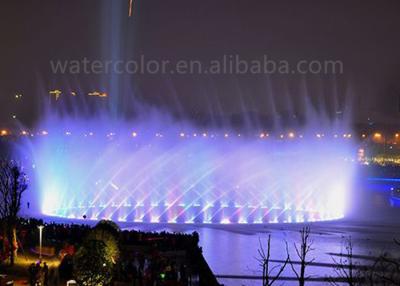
top-left (49, 89), bottom-right (62, 100)
top-left (88, 91), bottom-right (108, 98)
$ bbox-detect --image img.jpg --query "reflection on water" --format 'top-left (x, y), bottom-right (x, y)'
top-left (120, 220), bottom-right (400, 286)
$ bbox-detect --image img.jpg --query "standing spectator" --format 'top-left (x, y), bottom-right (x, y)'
top-left (43, 262), bottom-right (49, 286)
top-left (28, 263), bottom-right (35, 286)
top-left (35, 261), bottom-right (42, 285)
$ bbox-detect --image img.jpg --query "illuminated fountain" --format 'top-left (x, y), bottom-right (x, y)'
top-left (14, 100), bottom-right (356, 224)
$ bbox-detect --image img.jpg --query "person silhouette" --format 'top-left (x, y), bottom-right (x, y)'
top-left (43, 262), bottom-right (49, 286)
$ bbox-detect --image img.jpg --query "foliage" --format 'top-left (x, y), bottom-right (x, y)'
top-left (87, 223), bottom-right (120, 264)
top-left (73, 239), bottom-right (113, 286)
top-left (73, 222), bottom-right (120, 285)
top-left (94, 219), bottom-right (120, 238)
top-left (0, 159), bottom-right (28, 220)
top-left (0, 159), bottom-right (28, 265)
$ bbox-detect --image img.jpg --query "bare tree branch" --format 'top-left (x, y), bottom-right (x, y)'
top-left (287, 226), bottom-right (314, 286)
top-left (258, 234), bottom-right (289, 286)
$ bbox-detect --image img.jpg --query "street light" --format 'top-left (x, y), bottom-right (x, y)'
top-left (38, 225), bottom-right (44, 259)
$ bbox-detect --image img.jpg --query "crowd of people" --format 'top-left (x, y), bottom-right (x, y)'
top-left (28, 261), bottom-right (50, 286)
top-left (115, 253), bottom-right (191, 286)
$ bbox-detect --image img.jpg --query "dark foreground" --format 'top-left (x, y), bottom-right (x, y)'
top-left (0, 218), bottom-right (219, 286)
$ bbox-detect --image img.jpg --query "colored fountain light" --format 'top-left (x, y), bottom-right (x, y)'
top-left (15, 111), bottom-right (356, 224)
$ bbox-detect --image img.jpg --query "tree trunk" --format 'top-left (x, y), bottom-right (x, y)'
top-left (7, 223), bottom-right (17, 266)
top-left (12, 227), bottom-right (17, 259)
top-left (7, 229), bottom-right (14, 266)
top-left (2, 222), bottom-right (6, 261)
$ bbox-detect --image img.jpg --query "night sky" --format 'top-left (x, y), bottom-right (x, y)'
top-left (1, 0), bottom-right (400, 126)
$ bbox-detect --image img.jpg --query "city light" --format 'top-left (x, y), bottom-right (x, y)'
top-left (88, 91), bottom-right (108, 98)
top-left (0, 128), bottom-right (381, 141)
top-left (49, 89), bottom-right (62, 100)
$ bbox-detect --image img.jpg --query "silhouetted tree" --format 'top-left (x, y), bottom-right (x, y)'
top-left (0, 159), bottom-right (28, 265)
top-left (87, 222), bottom-right (120, 264)
top-left (73, 223), bottom-right (120, 285)
top-left (366, 239), bottom-right (400, 285)
top-left (94, 220), bottom-right (120, 239)
top-left (330, 237), bottom-right (363, 286)
top-left (257, 234), bottom-right (289, 286)
top-left (73, 239), bottom-right (113, 286)
top-left (287, 226), bottom-right (315, 286)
